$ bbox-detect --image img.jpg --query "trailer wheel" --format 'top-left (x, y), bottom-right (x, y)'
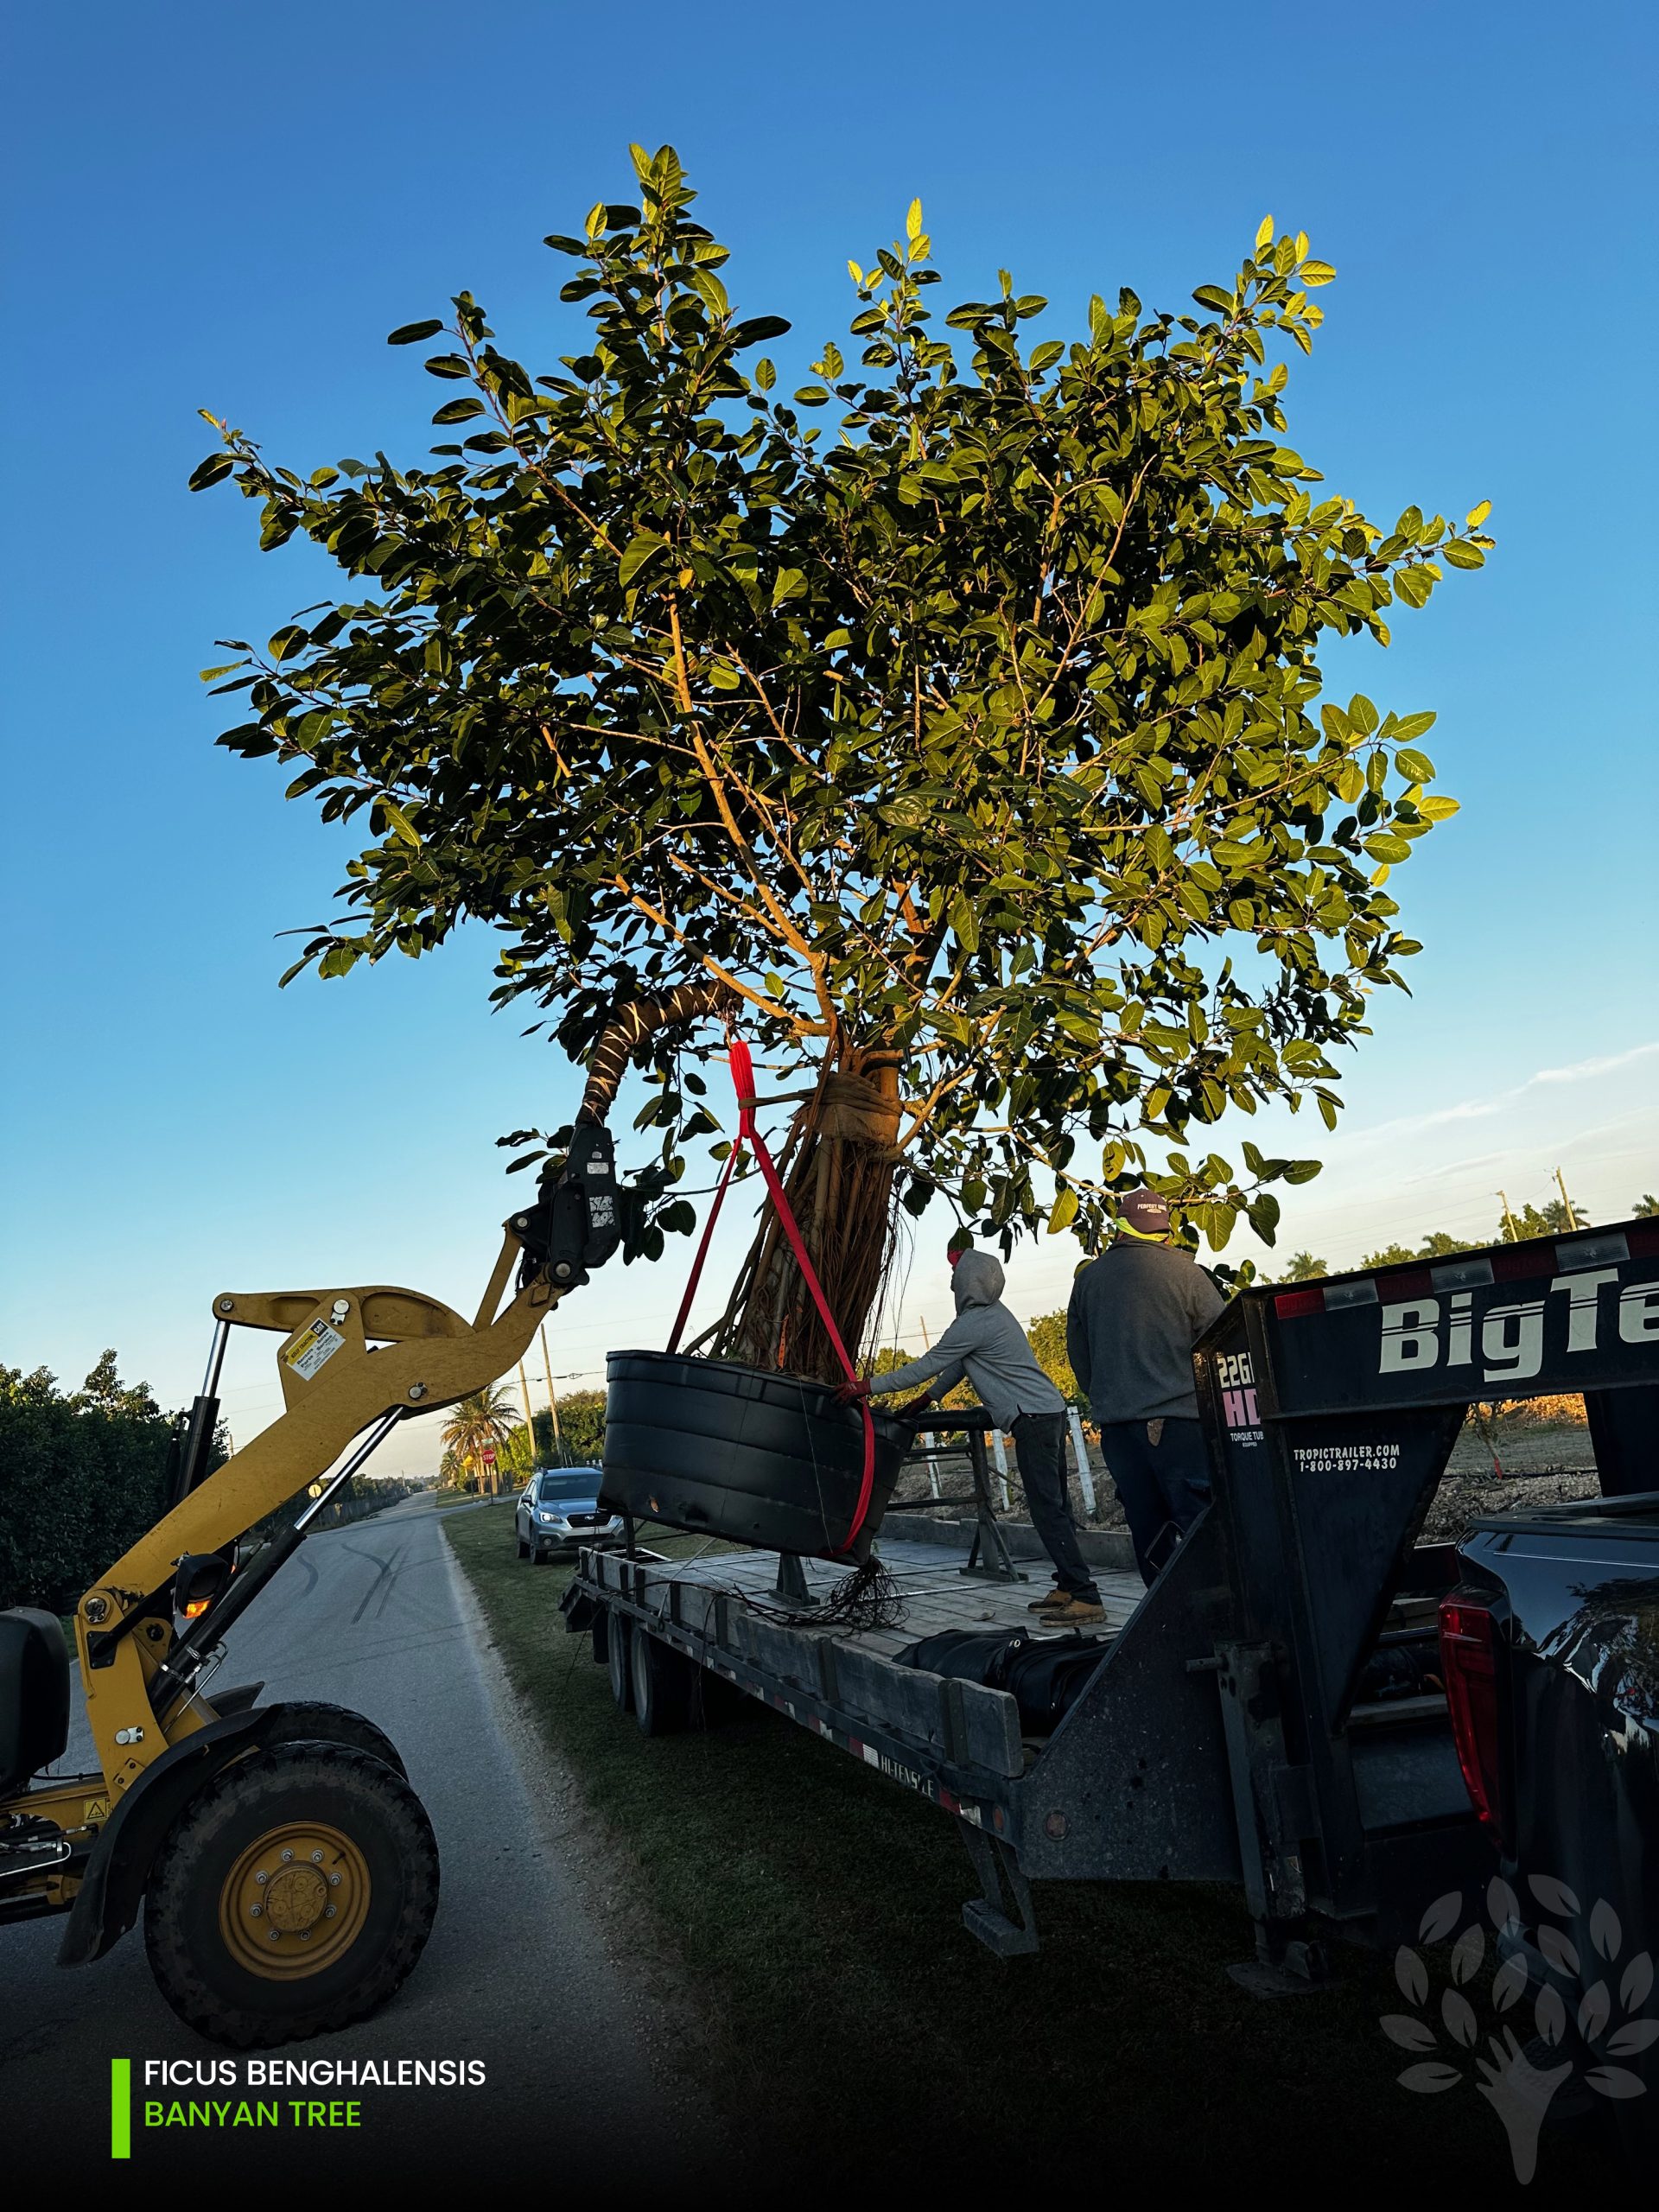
top-left (630, 1624), bottom-right (692, 1737)
top-left (143, 1739), bottom-right (439, 2048)
top-left (607, 1611), bottom-right (632, 1712)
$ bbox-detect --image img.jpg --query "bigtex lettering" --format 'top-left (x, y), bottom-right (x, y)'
top-left (1381, 1270), bottom-right (1659, 1382)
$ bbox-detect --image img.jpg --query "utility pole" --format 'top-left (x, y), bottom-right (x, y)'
top-left (517, 1358), bottom-right (535, 1474)
top-left (1497, 1190), bottom-right (1519, 1243)
top-left (1554, 1166), bottom-right (1580, 1231)
top-left (538, 1324), bottom-right (562, 1458)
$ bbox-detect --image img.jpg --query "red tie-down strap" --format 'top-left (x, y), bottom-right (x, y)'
top-left (665, 1036), bottom-right (876, 1555)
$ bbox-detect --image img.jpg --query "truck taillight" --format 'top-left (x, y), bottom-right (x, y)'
top-left (1440, 1592), bottom-right (1502, 1835)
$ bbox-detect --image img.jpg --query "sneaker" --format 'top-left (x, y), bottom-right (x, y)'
top-left (1027, 1587), bottom-right (1069, 1612)
top-left (1042, 1596), bottom-right (1106, 1628)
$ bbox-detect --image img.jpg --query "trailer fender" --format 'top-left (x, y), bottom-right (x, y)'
top-left (558, 1582), bottom-right (599, 1635)
top-left (57, 1700), bottom-right (406, 1967)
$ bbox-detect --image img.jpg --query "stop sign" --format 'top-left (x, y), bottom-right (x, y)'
top-left (481, 1446), bottom-right (496, 1465)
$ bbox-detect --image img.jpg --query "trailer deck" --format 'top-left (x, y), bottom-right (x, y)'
top-left (580, 1531), bottom-right (1138, 1755)
top-left (579, 1530), bottom-right (1141, 1751)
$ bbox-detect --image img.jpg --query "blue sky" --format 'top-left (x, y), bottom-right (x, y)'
top-left (3, 0), bottom-right (1654, 1471)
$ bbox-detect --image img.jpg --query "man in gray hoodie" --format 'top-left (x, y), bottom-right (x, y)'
top-left (1065, 1189), bottom-right (1225, 1585)
top-left (864, 1243), bottom-right (1104, 1626)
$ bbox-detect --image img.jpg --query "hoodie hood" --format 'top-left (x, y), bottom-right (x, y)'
top-left (951, 1249), bottom-right (1006, 1310)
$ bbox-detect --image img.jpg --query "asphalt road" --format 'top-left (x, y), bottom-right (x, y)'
top-left (3, 1494), bottom-right (701, 2186)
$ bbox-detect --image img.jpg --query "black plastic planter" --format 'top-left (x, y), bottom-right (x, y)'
top-left (600, 1349), bottom-right (914, 1560)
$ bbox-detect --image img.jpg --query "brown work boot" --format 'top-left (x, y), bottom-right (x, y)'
top-left (1027, 1586), bottom-right (1069, 1612)
top-left (1042, 1595), bottom-right (1106, 1628)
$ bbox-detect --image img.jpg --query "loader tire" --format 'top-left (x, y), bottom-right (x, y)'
top-left (143, 1739), bottom-right (438, 2047)
top-left (256, 1700), bottom-right (407, 1778)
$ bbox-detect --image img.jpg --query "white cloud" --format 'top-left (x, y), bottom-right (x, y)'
top-left (1532, 1041), bottom-right (1659, 1086)
top-left (1340, 1041), bottom-right (1659, 1151)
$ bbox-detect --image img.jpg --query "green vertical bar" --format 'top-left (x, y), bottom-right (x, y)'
top-left (111, 2058), bottom-right (130, 2159)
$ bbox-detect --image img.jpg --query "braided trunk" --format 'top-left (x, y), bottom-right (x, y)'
top-left (577, 994), bottom-right (902, 1385)
top-left (711, 1046), bottom-right (902, 1383)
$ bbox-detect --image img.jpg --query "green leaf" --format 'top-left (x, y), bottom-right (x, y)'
top-left (619, 532), bottom-right (663, 589)
top-left (1047, 1185), bottom-right (1078, 1234)
top-left (1442, 539), bottom-right (1484, 569)
top-left (690, 270), bottom-right (729, 318)
top-left (387, 319), bottom-right (445, 346)
top-left (432, 397), bottom-right (486, 425)
top-left (1390, 710), bottom-right (1437, 742)
top-left (1395, 749), bottom-right (1435, 783)
top-left (188, 452), bottom-right (235, 491)
top-left (729, 315), bottom-right (791, 347)
top-left (379, 798), bottom-right (421, 846)
top-left (1299, 260), bottom-right (1337, 286)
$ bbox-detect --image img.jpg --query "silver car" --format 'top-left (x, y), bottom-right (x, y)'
top-left (515, 1467), bottom-right (625, 1562)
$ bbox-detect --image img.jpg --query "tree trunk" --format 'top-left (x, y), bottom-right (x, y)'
top-left (575, 993), bottom-right (903, 1386)
top-left (713, 1045), bottom-right (902, 1384)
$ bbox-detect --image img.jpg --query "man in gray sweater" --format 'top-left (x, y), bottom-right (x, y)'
top-left (1065, 1190), bottom-right (1225, 1584)
top-left (864, 1243), bottom-right (1104, 1625)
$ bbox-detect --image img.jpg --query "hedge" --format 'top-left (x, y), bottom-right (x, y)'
top-left (1, 1355), bottom-right (184, 1614)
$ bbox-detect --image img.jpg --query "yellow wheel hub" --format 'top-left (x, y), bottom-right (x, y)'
top-left (219, 1820), bottom-right (371, 1980)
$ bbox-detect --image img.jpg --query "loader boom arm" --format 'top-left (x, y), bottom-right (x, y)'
top-left (73, 1197), bottom-right (593, 1804)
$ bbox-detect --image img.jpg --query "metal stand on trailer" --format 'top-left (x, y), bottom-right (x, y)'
top-left (880, 1410), bottom-right (1028, 1584)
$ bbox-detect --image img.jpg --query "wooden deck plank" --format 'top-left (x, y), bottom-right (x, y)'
top-left (608, 1537), bottom-right (1142, 1661)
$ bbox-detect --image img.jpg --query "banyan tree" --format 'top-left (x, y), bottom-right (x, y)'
top-left (195, 144), bottom-right (1490, 1389)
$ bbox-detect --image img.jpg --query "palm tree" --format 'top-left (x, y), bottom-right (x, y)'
top-left (441, 1386), bottom-right (524, 1496)
top-left (1282, 1251), bottom-right (1329, 1281)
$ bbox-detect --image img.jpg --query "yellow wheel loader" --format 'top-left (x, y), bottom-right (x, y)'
top-left (0, 1124), bottom-right (623, 2045)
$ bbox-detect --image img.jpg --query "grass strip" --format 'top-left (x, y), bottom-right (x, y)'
top-left (446, 1502), bottom-right (1614, 2188)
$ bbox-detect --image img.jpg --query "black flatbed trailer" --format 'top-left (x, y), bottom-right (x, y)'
top-left (566, 1212), bottom-right (1659, 1980)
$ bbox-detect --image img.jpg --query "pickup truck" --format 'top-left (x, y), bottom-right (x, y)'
top-left (1450, 1469), bottom-right (1659, 2157)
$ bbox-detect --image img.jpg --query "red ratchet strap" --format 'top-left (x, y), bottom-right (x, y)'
top-left (665, 1036), bottom-right (876, 1555)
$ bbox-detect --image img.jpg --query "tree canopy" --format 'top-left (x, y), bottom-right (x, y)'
top-left (195, 143), bottom-right (1491, 1283)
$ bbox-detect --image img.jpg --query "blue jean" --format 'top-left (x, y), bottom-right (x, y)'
top-left (1098, 1418), bottom-right (1212, 1586)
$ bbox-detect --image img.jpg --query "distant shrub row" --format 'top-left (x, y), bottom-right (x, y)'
top-left (0, 1354), bottom-right (180, 1614)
